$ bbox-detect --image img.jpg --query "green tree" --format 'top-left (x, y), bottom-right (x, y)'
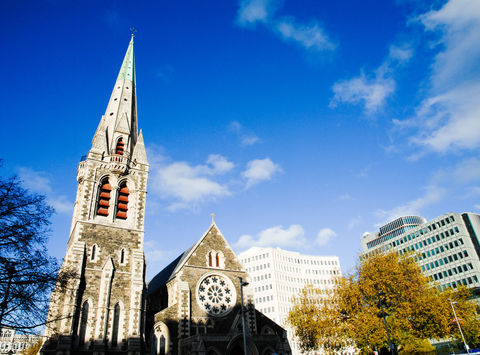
top-left (0, 167), bottom-right (71, 330)
top-left (287, 251), bottom-right (480, 354)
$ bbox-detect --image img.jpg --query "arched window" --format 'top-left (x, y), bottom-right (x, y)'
top-left (216, 253), bottom-right (220, 267)
top-left (91, 245), bottom-right (96, 261)
top-left (120, 249), bottom-right (125, 264)
top-left (208, 252), bottom-right (213, 267)
top-left (96, 178), bottom-right (111, 216)
top-left (115, 137), bottom-right (125, 155)
top-left (112, 303), bottom-right (120, 346)
top-left (79, 301), bottom-right (89, 345)
top-left (116, 181), bottom-right (129, 220)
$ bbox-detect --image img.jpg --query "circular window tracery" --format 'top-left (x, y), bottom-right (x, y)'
top-left (197, 274), bottom-right (236, 316)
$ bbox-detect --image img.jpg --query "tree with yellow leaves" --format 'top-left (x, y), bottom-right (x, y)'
top-left (287, 251), bottom-right (480, 354)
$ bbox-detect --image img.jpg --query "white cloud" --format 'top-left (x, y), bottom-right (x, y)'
top-left (144, 240), bottom-right (169, 263)
top-left (18, 167), bottom-right (52, 194)
top-left (242, 158), bottom-right (281, 188)
top-left (443, 157), bottom-right (480, 183)
top-left (18, 167), bottom-right (72, 215)
top-left (236, 0), bottom-right (276, 26)
top-left (148, 147), bottom-right (234, 210)
top-left (275, 18), bottom-right (336, 51)
top-left (206, 154), bottom-right (235, 174)
top-left (235, 224), bottom-right (306, 249)
top-left (148, 146), bottom-right (281, 210)
top-left (356, 164), bottom-right (372, 178)
top-left (408, 82), bottom-right (480, 153)
top-left (49, 195), bottom-right (73, 214)
top-left (150, 159), bottom-right (231, 211)
top-left (375, 185), bottom-right (445, 223)
top-left (228, 121), bottom-right (261, 147)
top-left (375, 157), bottom-right (480, 224)
top-left (338, 193), bottom-right (352, 201)
top-left (348, 216), bottom-right (362, 230)
top-left (241, 135), bottom-right (261, 147)
top-left (235, 0), bottom-right (335, 53)
top-left (397, 0), bottom-right (480, 154)
top-left (330, 43), bottom-right (412, 113)
top-left (331, 72), bottom-right (395, 113)
top-left (316, 228), bottom-right (336, 246)
top-left (388, 44), bottom-right (413, 63)
top-left (229, 120), bottom-right (243, 133)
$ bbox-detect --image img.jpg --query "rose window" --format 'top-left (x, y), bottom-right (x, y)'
top-left (197, 274), bottom-right (236, 316)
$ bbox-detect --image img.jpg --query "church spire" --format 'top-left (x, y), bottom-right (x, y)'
top-left (90, 36), bottom-right (140, 161)
top-left (117, 34), bottom-right (135, 84)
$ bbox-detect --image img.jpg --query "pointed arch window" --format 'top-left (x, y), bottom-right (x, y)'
top-left (208, 252), bottom-right (213, 267)
top-left (116, 181), bottom-right (129, 220)
top-left (216, 253), bottom-right (220, 267)
top-left (78, 301), bottom-right (89, 345)
top-left (112, 303), bottom-right (120, 346)
top-left (91, 245), bottom-right (96, 261)
top-left (115, 137), bottom-right (125, 155)
top-left (96, 178), bottom-right (111, 216)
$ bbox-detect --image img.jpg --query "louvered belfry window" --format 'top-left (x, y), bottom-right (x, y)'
top-left (97, 179), bottom-right (111, 216)
top-left (115, 137), bottom-right (125, 155)
top-left (116, 182), bottom-right (129, 219)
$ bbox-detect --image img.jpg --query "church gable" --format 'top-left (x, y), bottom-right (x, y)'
top-left (183, 223), bottom-right (245, 272)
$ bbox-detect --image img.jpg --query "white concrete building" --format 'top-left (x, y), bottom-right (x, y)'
top-left (238, 247), bottom-right (342, 355)
top-left (0, 328), bottom-right (42, 354)
top-left (360, 212), bottom-right (480, 297)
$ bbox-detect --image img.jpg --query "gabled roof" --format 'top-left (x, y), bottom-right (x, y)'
top-left (147, 246), bottom-right (192, 296)
top-left (147, 222), bottom-right (230, 295)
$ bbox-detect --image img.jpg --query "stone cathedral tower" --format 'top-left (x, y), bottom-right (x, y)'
top-left (43, 35), bottom-right (149, 355)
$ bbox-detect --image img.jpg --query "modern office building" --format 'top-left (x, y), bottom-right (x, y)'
top-left (238, 247), bottom-right (342, 355)
top-left (361, 212), bottom-right (480, 296)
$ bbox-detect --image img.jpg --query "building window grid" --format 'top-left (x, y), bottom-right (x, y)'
top-left (367, 214), bottom-right (480, 292)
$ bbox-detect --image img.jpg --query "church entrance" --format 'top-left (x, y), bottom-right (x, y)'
top-left (226, 337), bottom-right (258, 355)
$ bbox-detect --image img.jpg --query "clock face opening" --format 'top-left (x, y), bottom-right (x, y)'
top-left (197, 274), bottom-right (237, 316)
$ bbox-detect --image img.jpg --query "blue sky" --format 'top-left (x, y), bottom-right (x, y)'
top-left (2, 0), bottom-right (480, 279)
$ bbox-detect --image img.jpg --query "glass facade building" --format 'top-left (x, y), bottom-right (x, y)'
top-left (361, 212), bottom-right (480, 297)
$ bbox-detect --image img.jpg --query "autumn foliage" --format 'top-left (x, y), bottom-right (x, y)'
top-left (287, 251), bottom-right (480, 354)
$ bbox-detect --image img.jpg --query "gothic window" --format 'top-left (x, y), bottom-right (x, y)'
top-left (78, 301), bottom-right (89, 345)
top-left (116, 181), bottom-right (129, 220)
top-left (207, 251), bottom-right (224, 268)
top-left (153, 323), bottom-right (169, 355)
top-left (115, 137), bottom-right (125, 155)
top-left (96, 178), bottom-right (111, 216)
top-left (91, 245), bottom-right (97, 261)
top-left (112, 303), bottom-right (120, 346)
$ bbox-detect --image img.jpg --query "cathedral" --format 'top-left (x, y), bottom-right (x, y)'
top-left (42, 37), bottom-right (290, 355)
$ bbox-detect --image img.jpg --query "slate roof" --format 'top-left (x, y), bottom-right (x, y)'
top-left (146, 244), bottom-right (194, 296)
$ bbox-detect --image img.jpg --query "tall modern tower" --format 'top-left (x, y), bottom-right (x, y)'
top-left (43, 36), bottom-right (149, 354)
top-left (238, 247), bottom-right (342, 355)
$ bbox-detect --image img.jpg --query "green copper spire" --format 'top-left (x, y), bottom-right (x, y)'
top-left (117, 34), bottom-right (135, 84)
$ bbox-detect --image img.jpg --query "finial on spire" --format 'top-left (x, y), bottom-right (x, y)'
top-left (130, 27), bottom-right (137, 41)
top-left (211, 213), bottom-right (215, 224)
